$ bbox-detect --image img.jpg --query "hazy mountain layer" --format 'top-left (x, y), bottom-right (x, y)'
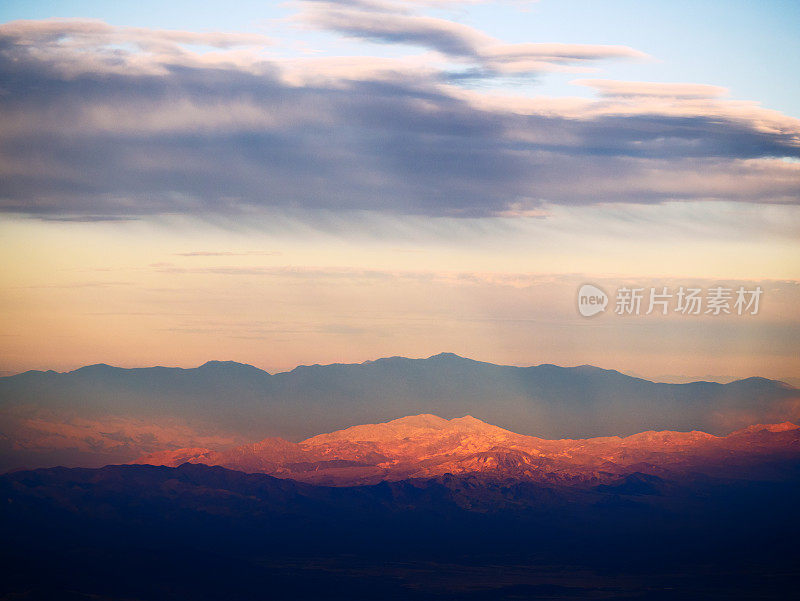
top-left (2, 353), bottom-right (798, 471)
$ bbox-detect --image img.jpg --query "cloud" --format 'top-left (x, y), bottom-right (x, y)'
top-left (175, 251), bottom-right (281, 256)
top-left (0, 17), bottom-right (274, 58)
top-left (574, 79), bottom-right (729, 99)
top-left (24, 281), bottom-right (135, 289)
top-left (478, 43), bottom-right (647, 74)
top-left (300, 4), bottom-right (490, 57)
top-left (37, 215), bottom-right (141, 222)
top-left (0, 18), bottom-right (798, 219)
top-left (297, 1), bottom-right (646, 73)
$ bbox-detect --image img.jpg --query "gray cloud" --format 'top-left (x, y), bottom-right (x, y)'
top-left (0, 19), bottom-right (798, 219)
top-left (298, 1), bottom-right (647, 72)
top-left (300, 5), bottom-right (489, 57)
top-left (37, 215), bottom-right (141, 222)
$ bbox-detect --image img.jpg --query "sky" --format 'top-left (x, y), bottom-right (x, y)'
top-left (1, 0), bottom-right (799, 381)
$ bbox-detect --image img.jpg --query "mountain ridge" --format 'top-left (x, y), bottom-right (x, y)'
top-left (4, 353), bottom-right (794, 387)
top-left (136, 413), bottom-right (800, 486)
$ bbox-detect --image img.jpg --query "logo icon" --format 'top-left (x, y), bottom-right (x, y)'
top-left (577, 284), bottom-right (608, 317)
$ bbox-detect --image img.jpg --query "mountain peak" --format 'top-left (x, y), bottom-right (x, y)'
top-left (426, 352), bottom-right (469, 361)
top-left (302, 414), bottom-right (459, 445)
top-left (450, 415), bottom-right (492, 428)
top-left (198, 360), bottom-right (267, 374)
top-left (70, 363), bottom-right (116, 374)
top-left (300, 413), bottom-right (519, 449)
top-left (389, 414), bottom-right (451, 428)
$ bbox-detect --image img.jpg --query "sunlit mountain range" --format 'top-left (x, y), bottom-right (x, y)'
top-left (137, 414), bottom-right (800, 487)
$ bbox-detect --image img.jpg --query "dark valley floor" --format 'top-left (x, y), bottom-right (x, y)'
top-left (3, 461), bottom-right (799, 600)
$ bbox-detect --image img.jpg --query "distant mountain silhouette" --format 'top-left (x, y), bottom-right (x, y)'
top-left (1, 353), bottom-right (798, 471)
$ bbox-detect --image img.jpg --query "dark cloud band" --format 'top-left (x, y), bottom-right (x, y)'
top-left (0, 19), bottom-right (798, 219)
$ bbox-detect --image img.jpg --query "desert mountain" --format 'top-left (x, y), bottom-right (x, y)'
top-left (4, 457), bottom-right (800, 600)
top-left (2, 353), bottom-right (798, 471)
top-left (137, 414), bottom-right (800, 486)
